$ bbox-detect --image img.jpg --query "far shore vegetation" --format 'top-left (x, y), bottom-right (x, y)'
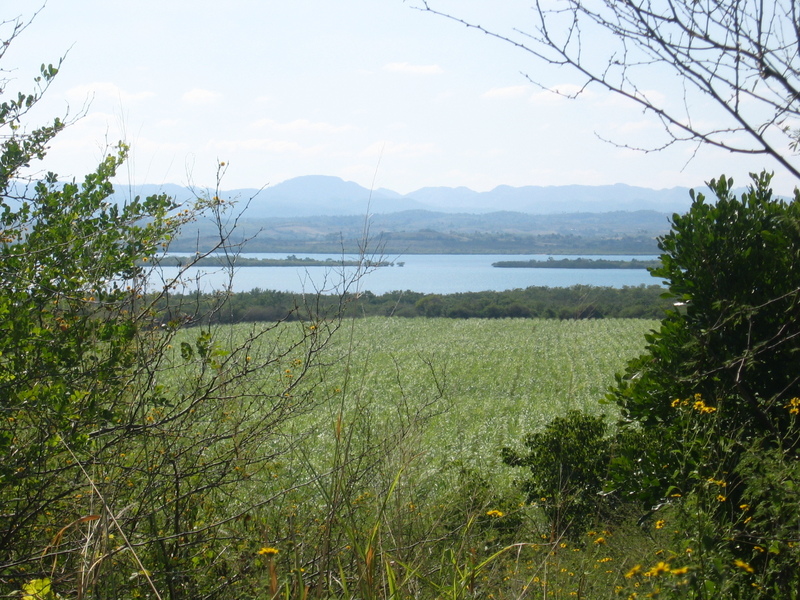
top-left (151, 284), bottom-right (670, 322)
top-left (169, 230), bottom-right (661, 255)
top-left (148, 254), bottom-right (397, 268)
top-left (493, 257), bottom-right (661, 269)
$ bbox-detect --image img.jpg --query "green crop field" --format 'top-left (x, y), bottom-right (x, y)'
top-left (164, 316), bottom-right (659, 597)
top-left (173, 317), bottom-right (657, 492)
top-left (318, 317), bottom-right (655, 458)
top-left (193, 317), bottom-right (654, 431)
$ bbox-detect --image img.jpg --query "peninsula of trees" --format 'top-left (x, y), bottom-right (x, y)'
top-left (151, 254), bottom-right (395, 268)
top-left (492, 257), bottom-right (660, 269)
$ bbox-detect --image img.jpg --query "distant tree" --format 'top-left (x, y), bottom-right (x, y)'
top-left (502, 410), bottom-right (613, 539)
top-left (415, 0), bottom-right (800, 180)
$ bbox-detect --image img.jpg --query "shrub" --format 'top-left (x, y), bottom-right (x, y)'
top-left (502, 410), bottom-right (613, 539)
top-left (608, 172), bottom-right (800, 598)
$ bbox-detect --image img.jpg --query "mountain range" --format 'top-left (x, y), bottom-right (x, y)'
top-left (122, 175), bottom-right (706, 218)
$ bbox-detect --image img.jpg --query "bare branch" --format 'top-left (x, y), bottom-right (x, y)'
top-left (415, 0), bottom-right (800, 180)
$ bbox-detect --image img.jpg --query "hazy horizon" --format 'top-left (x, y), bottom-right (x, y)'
top-left (3, 1), bottom-right (797, 196)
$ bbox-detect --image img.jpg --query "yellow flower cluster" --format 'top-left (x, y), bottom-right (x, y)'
top-left (671, 393), bottom-right (716, 413)
top-left (785, 397), bottom-right (800, 415)
top-left (258, 547), bottom-right (279, 556)
top-left (626, 561), bottom-right (691, 578)
top-left (485, 509), bottom-right (504, 518)
top-left (693, 398), bottom-right (717, 414)
top-left (644, 561), bottom-right (671, 577)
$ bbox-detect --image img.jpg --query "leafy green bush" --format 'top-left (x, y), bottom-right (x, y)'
top-left (607, 172), bottom-right (800, 598)
top-left (502, 410), bottom-right (614, 539)
top-left (613, 173), bottom-right (800, 425)
top-left (0, 21), bottom-right (347, 599)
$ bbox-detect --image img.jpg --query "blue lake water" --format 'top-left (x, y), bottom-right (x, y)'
top-left (151, 253), bottom-right (664, 295)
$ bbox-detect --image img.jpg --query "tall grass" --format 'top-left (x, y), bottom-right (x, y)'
top-left (150, 317), bottom-right (657, 598)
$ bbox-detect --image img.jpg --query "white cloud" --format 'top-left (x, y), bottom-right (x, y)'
top-left (210, 138), bottom-right (325, 156)
top-left (182, 88), bottom-right (222, 105)
top-left (251, 118), bottom-right (354, 134)
top-left (482, 85), bottom-right (530, 99)
top-left (65, 82), bottom-right (155, 104)
top-left (361, 140), bottom-right (437, 158)
top-left (382, 62), bottom-right (443, 75)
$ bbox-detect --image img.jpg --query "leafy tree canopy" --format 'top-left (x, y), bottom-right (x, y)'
top-left (612, 172), bottom-right (800, 442)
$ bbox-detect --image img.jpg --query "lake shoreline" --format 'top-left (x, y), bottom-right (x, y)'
top-left (493, 257), bottom-right (660, 269)
top-left (149, 252), bottom-right (664, 294)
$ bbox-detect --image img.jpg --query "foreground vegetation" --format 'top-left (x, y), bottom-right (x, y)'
top-left (15, 317), bottom-right (652, 599)
top-left (3, 11), bottom-right (799, 599)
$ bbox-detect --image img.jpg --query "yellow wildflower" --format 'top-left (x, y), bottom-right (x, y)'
top-left (734, 559), bottom-right (754, 573)
top-left (258, 547), bottom-right (279, 556)
top-left (693, 398), bottom-right (717, 413)
top-left (644, 561), bottom-right (671, 577)
top-left (655, 520), bottom-right (666, 529)
top-left (486, 509), bottom-right (504, 518)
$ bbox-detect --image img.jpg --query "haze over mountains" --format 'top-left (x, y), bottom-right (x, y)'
top-left (127, 175), bottom-right (703, 218)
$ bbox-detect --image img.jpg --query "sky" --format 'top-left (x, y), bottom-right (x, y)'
top-left (2, 0), bottom-right (798, 196)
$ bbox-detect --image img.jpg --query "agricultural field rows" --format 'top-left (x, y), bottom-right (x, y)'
top-left (175, 317), bottom-right (656, 491)
top-left (326, 317), bottom-right (654, 457)
top-left (86, 316), bottom-right (660, 599)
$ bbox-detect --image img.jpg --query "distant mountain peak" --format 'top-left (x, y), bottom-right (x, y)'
top-left (115, 175), bottom-right (705, 218)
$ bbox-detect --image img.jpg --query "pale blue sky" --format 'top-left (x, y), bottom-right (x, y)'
top-left (3, 1), bottom-right (797, 195)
